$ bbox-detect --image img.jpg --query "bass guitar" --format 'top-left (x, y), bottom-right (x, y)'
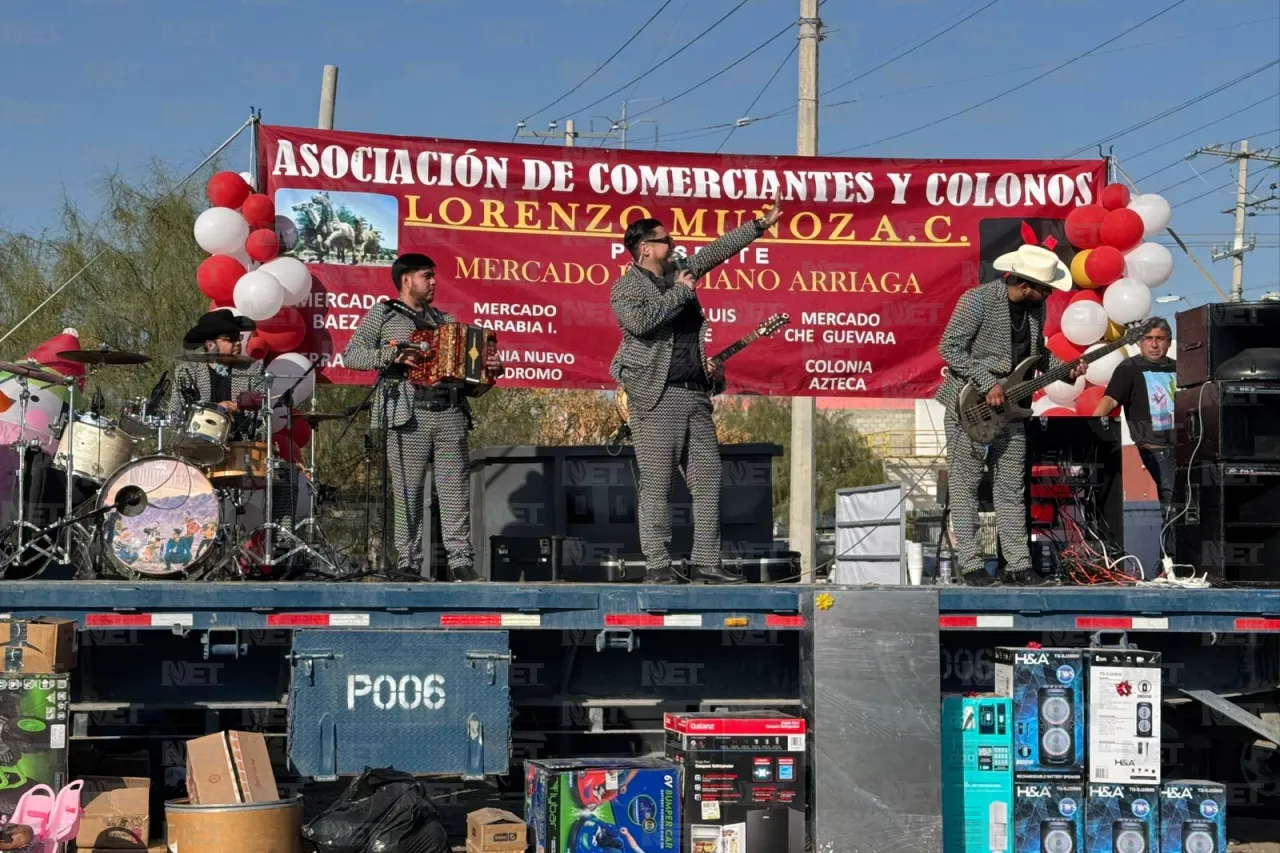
top-left (954, 318), bottom-right (1156, 445)
top-left (614, 313), bottom-right (789, 424)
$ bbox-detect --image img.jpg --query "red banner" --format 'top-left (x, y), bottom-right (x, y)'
top-left (258, 125), bottom-right (1105, 397)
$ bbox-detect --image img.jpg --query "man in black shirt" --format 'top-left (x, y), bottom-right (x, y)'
top-left (1094, 317), bottom-right (1176, 561)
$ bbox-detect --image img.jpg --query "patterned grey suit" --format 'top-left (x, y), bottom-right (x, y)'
top-left (343, 300), bottom-right (484, 574)
top-left (935, 279), bottom-right (1065, 576)
top-left (610, 221), bottom-right (764, 573)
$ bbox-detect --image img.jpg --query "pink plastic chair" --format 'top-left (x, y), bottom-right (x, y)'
top-left (7, 784), bottom-right (56, 839)
top-left (37, 780), bottom-right (83, 852)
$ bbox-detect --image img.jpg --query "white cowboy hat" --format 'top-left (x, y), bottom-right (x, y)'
top-left (993, 244), bottom-right (1072, 292)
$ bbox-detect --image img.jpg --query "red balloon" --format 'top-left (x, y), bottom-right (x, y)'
top-left (1099, 184), bottom-right (1131, 210)
top-left (241, 194), bottom-right (276, 229)
top-left (206, 171), bottom-right (251, 209)
top-left (244, 335), bottom-right (270, 361)
top-left (1042, 407), bottom-right (1078, 417)
top-left (196, 255), bottom-right (245, 303)
top-left (1100, 208), bottom-right (1144, 252)
top-left (1083, 245), bottom-right (1125, 286)
top-left (1043, 290), bottom-right (1068, 338)
top-left (1068, 289), bottom-right (1102, 305)
top-left (255, 306), bottom-right (307, 352)
top-left (1074, 385), bottom-right (1109, 416)
top-left (246, 229), bottom-right (280, 263)
top-left (1065, 205), bottom-right (1107, 249)
top-left (291, 415), bottom-right (312, 449)
top-left (1047, 333), bottom-right (1085, 363)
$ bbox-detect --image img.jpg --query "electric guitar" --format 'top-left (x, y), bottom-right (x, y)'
top-left (954, 318), bottom-right (1156, 445)
top-left (614, 313), bottom-right (790, 424)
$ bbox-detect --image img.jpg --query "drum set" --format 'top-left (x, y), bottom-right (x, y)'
top-left (0, 345), bottom-right (350, 581)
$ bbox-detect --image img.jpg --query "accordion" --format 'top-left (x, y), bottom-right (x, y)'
top-left (406, 322), bottom-right (499, 390)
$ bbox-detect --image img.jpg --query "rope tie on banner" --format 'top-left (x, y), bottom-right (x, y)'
top-left (0, 117), bottom-right (256, 348)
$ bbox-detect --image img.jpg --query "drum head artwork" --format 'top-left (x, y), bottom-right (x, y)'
top-left (99, 455), bottom-right (221, 577)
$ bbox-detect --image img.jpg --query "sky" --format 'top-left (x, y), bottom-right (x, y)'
top-left (1, 0), bottom-right (1277, 310)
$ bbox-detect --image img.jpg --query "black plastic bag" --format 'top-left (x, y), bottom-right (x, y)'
top-left (301, 767), bottom-right (449, 853)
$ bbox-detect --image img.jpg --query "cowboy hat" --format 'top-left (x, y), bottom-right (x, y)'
top-left (183, 309), bottom-right (256, 350)
top-left (992, 244), bottom-right (1072, 292)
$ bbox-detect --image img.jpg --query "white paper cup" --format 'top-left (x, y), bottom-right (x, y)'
top-left (906, 542), bottom-right (924, 585)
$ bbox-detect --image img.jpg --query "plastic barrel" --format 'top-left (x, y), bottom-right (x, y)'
top-left (164, 795), bottom-right (302, 853)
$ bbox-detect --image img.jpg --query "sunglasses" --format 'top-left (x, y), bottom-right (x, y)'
top-left (644, 236), bottom-right (673, 246)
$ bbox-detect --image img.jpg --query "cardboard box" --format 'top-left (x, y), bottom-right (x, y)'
top-left (664, 711), bottom-right (806, 853)
top-left (1086, 649), bottom-right (1161, 785)
top-left (941, 696), bottom-right (1013, 853)
top-left (468, 807), bottom-right (527, 852)
top-left (1159, 780), bottom-right (1226, 853)
top-left (1084, 783), bottom-right (1157, 853)
top-left (0, 673), bottom-right (70, 818)
top-left (185, 730), bottom-right (278, 805)
top-left (0, 619), bottom-right (77, 674)
top-left (76, 776), bottom-right (151, 850)
top-left (994, 647), bottom-right (1086, 779)
top-left (525, 758), bottom-right (680, 853)
top-left (1013, 779), bottom-right (1084, 853)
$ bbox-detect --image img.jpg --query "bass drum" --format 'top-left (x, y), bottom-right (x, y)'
top-left (98, 455), bottom-right (223, 578)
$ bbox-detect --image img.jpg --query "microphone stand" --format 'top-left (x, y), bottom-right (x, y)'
top-left (335, 360), bottom-right (400, 578)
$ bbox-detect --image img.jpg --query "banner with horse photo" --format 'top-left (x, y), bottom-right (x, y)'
top-left (257, 125), bottom-right (1105, 397)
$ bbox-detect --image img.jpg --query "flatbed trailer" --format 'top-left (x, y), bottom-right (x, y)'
top-left (3, 581), bottom-right (1279, 851)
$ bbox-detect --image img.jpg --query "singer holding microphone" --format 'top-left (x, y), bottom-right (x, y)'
top-left (343, 253), bottom-right (504, 582)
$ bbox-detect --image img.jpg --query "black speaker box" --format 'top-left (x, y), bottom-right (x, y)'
top-left (1175, 301), bottom-right (1280, 388)
top-left (1174, 462), bottom-right (1280, 584)
top-left (1175, 382), bottom-right (1280, 465)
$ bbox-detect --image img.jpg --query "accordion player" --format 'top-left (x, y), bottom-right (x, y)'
top-left (406, 321), bottom-right (500, 393)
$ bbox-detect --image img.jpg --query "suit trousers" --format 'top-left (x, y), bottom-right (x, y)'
top-left (945, 414), bottom-right (1031, 574)
top-left (386, 406), bottom-right (474, 573)
top-left (631, 385), bottom-right (721, 573)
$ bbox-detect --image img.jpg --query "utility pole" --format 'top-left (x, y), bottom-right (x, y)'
top-left (318, 65), bottom-right (338, 130)
top-left (515, 119), bottom-right (615, 146)
top-left (1193, 139), bottom-right (1280, 301)
top-left (791, 0), bottom-right (822, 582)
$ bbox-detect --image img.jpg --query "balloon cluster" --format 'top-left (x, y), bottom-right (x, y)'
top-left (193, 171), bottom-right (316, 459)
top-left (1033, 186), bottom-right (1174, 418)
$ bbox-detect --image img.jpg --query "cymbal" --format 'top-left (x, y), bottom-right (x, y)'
top-left (58, 348), bottom-right (151, 365)
top-left (179, 352), bottom-right (256, 368)
top-left (0, 361), bottom-right (63, 384)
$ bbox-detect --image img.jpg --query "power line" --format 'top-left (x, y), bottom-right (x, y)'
top-left (1122, 93), bottom-right (1279, 161)
top-left (1058, 59), bottom-right (1280, 158)
top-left (1134, 126), bottom-right (1280, 183)
top-left (716, 43), bottom-right (796, 153)
top-left (826, 0), bottom-right (1191, 155)
top-left (518, 0), bottom-right (672, 126)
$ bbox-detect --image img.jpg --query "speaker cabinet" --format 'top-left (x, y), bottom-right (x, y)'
top-left (1175, 382), bottom-right (1280, 465)
top-left (1174, 462), bottom-right (1280, 583)
top-left (1175, 301), bottom-right (1280, 388)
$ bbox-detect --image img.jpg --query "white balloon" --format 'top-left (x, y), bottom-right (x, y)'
top-left (1045, 375), bottom-right (1086, 406)
top-left (1031, 396), bottom-right (1056, 416)
top-left (1128, 193), bottom-right (1171, 237)
top-left (238, 171), bottom-right (256, 190)
top-left (273, 215), bottom-right (299, 251)
top-left (259, 256), bottom-right (312, 306)
top-left (1061, 300), bottom-right (1109, 346)
top-left (266, 352), bottom-right (316, 407)
top-left (1084, 343), bottom-right (1126, 387)
top-left (1103, 277), bottom-right (1153, 325)
top-left (194, 207), bottom-right (250, 256)
top-left (1123, 242), bottom-right (1174, 288)
top-left (233, 270), bottom-right (285, 321)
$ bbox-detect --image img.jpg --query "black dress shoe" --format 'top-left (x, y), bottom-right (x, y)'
top-left (449, 565), bottom-right (484, 582)
top-left (1000, 569), bottom-right (1050, 587)
top-left (960, 569), bottom-right (999, 587)
top-left (643, 566), bottom-right (680, 584)
top-left (692, 564), bottom-right (747, 584)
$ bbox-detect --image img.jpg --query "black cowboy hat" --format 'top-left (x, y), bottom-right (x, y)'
top-left (182, 309), bottom-right (256, 350)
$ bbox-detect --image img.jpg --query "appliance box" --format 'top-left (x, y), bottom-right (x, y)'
top-left (1086, 649), bottom-right (1162, 785)
top-left (994, 647), bottom-right (1086, 779)
top-left (1084, 783), bottom-right (1158, 853)
top-left (1013, 780), bottom-right (1085, 853)
top-left (941, 696), bottom-right (1014, 853)
top-left (525, 757), bottom-right (681, 853)
top-left (1159, 780), bottom-right (1226, 853)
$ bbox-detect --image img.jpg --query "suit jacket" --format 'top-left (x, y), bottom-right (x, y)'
top-left (934, 279), bottom-right (1065, 412)
top-left (342, 300), bottom-right (481, 431)
top-left (609, 221), bottom-right (764, 414)
top-left (168, 360), bottom-right (266, 438)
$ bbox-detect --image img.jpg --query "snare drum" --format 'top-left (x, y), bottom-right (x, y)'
top-left (206, 441), bottom-right (268, 490)
top-left (174, 403), bottom-right (231, 465)
top-left (52, 413), bottom-right (133, 483)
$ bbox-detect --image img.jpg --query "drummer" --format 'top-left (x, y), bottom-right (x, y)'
top-left (168, 309), bottom-right (262, 423)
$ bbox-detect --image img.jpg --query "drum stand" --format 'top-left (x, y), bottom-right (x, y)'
top-left (0, 379), bottom-right (63, 577)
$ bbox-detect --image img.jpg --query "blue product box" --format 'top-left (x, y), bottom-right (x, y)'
top-left (1159, 780), bottom-right (1226, 853)
top-left (1013, 780), bottom-right (1085, 853)
top-left (1084, 783), bottom-right (1157, 853)
top-left (941, 696), bottom-right (1014, 853)
top-left (994, 647), bottom-right (1086, 778)
top-left (525, 758), bottom-right (681, 853)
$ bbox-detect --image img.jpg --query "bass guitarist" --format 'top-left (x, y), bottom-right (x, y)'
top-left (935, 245), bottom-right (1083, 587)
top-left (609, 199), bottom-right (782, 585)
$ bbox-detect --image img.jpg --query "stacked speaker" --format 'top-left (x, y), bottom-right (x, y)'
top-left (1173, 300), bottom-right (1280, 583)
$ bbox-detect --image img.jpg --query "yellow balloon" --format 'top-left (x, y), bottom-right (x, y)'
top-left (1071, 249), bottom-right (1097, 288)
top-left (1104, 320), bottom-right (1124, 342)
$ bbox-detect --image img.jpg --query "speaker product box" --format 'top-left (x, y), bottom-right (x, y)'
top-left (1013, 780), bottom-right (1084, 853)
top-left (524, 758), bottom-right (681, 853)
top-left (995, 648), bottom-right (1086, 779)
top-left (664, 712), bottom-right (806, 853)
top-left (1174, 382), bottom-right (1280, 465)
top-left (1085, 649), bottom-right (1161, 785)
top-left (1084, 784), bottom-right (1157, 853)
top-left (942, 696), bottom-right (1014, 853)
top-left (1158, 781), bottom-right (1226, 853)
